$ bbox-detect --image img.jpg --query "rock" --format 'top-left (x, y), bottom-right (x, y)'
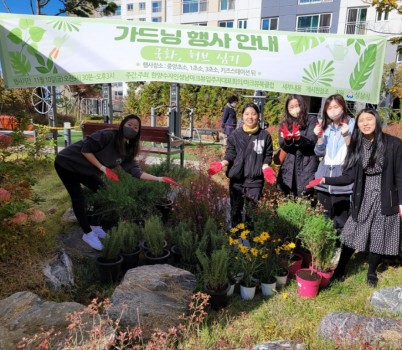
top-left (108, 264), bottom-right (196, 337)
top-left (317, 311), bottom-right (402, 348)
top-left (0, 291), bottom-right (85, 350)
top-left (371, 287), bottom-right (402, 316)
top-left (239, 340), bottom-right (305, 349)
top-left (43, 249), bottom-right (74, 290)
top-left (61, 208), bottom-right (77, 223)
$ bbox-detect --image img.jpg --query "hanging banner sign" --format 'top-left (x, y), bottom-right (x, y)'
top-left (0, 13), bottom-right (386, 103)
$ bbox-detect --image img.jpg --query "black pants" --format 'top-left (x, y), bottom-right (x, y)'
top-left (317, 191), bottom-right (350, 231)
top-left (229, 181), bottom-right (263, 228)
top-left (54, 161), bottom-right (103, 233)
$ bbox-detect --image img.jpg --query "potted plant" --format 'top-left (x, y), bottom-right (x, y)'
top-left (142, 215), bottom-right (170, 264)
top-left (118, 221), bottom-right (141, 272)
top-left (297, 212), bottom-right (338, 290)
top-left (196, 247), bottom-right (230, 310)
top-left (172, 220), bottom-right (199, 272)
top-left (95, 227), bottom-right (123, 283)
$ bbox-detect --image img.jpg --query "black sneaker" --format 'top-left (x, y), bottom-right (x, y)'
top-left (367, 273), bottom-right (378, 288)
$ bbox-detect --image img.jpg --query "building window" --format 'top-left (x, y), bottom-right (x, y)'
top-left (152, 1), bottom-right (161, 13)
top-left (127, 3), bottom-right (133, 11)
top-left (220, 0), bottom-right (235, 11)
top-left (218, 21), bottom-right (234, 28)
top-left (297, 13), bottom-right (331, 33)
top-left (188, 22), bottom-right (207, 26)
top-left (183, 0), bottom-right (207, 13)
top-left (345, 7), bottom-right (367, 34)
top-left (139, 2), bottom-right (146, 11)
top-left (261, 17), bottom-right (278, 30)
top-left (238, 19), bottom-right (247, 29)
top-left (152, 17), bottom-right (162, 22)
top-left (299, 0), bottom-right (332, 4)
top-left (397, 46), bottom-right (402, 63)
top-left (376, 10), bottom-right (389, 21)
top-left (139, 18), bottom-right (146, 21)
top-left (115, 5), bottom-right (121, 16)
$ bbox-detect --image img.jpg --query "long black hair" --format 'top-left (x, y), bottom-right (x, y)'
top-left (115, 114), bottom-right (141, 160)
top-left (283, 94), bottom-right (308, 129)
top-left (343, 108), bottom-right (384, 170)
top-left (321, 94), bottom-right (350, 131)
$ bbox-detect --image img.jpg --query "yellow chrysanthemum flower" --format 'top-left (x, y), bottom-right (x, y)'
top-left (240, 231), bottom-right (248, 240)
top-left (288, 242), bottom-right (296, 249)
top-left (239, 244), bottom-right (249, 254)
top-left (237, 223), bottom-right (245, 230)
top-left (250, 248), bottom-right (258, 257)
top-left (230, 227), bottom-right (239, 233)
top-left (260, 231), bottom-right (270, 241)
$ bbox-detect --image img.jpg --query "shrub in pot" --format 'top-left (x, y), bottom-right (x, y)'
top-left (118, 221), bottom-right (141, 271)
top-left (143, 215), bottom-right (170, 264)
top-left (196, 247), bottom-right (229, 310)
top-left (172, 220), bottom-right (199, 270)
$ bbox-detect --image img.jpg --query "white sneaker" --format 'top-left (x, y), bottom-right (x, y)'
top-left (90, 226), bottom-right (107, 239)
top-left (82, 231), bottom-right (103, 251)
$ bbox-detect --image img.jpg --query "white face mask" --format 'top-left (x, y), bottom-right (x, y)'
top-left (327, 109), bottom-right (343, 120)
top-left (289, 107), bottom-right (300, 118)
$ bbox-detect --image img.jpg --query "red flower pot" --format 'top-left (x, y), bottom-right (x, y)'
top-left (295, 268), bottom-right (321, 298)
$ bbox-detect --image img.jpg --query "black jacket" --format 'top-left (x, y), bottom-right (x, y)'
top-left (221, 104), bottom-right (237, 135)
top-left (325, 133), bottom-right (402, 219)
top-left (277, 115), bottom-right (319, 196)
top-left (224, 128), bottom-right (273, 187)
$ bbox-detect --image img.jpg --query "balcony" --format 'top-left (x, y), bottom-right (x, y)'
top-left (345, 22), bottom-right (366, 35)
top-left (297, 26), bottom-right (330, 33)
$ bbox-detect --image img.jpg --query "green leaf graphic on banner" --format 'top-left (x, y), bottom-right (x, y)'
top-left (34, 53), bottom-right (45, 66)
top-left (35, 57), bottom-right (54, 74)
top-left (349, 44), bottom-right (376, 90)
top-left (29, 27), bottom-right (46, 42)
top-left (9, 52), bottom-right (31, 75)
top-left (347, 38), bottom-right (366, 55)
top-left (302, 60), bottom-right (335, 86)
top-left (288, 35), bottom-right (325, 54)
top-left (27, 43), bottom-right (38, 56)
top-left (47, 19), bottom-right (81, 32)
top-left (8, 28), bottom-right (22, 45)
top-left (19, 18), bottom-right (34, 30)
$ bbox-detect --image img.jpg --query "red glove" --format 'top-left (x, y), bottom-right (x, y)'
top-left (263, 167), bottom-right (276, 184)
top-left (292, 122), bottom-right (301, 141)
top-left (279, 124), bottom-right (292, 141)
top-left (162, 177), bottom-right (180, 186)
top-left (399, 205), bottom-right (402, 217)
top-left (306, 178), bottom-right (323, 189)
top-left (104, 167), bottom-right (119, 182)
top-left (208, 161), bottom-right (223, 176)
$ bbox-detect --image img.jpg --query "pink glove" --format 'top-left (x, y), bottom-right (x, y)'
top-left (314, 122), bottom-right (323, 137)
top-left (292, 122), bottom-right (301, 141)
top-left (263, 167), bottom-right (276, 184)
top-left (399, 205), bottom-right (402, 217)
top-left (162, 176), bottom-right (180, 187)
top-left (306, 178), bottom-right (323, 189)
top-left (103, 167), bottom-right (119, 182)
top-left (208, 161), bottom-right (223, 176)
top-left (279, 124), bottom-right (292, 141)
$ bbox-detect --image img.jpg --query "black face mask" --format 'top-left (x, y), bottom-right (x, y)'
top-left (123, 126), bottom-right (138, 140)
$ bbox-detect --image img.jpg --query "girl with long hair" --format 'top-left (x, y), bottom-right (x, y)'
top-left (55, 114), bottom-right (178, 251)
top-left (306, 109), bottom-right (402, 286)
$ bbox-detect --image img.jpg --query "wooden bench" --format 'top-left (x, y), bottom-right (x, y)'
top-left (81, 122), bottom-right (184, 167)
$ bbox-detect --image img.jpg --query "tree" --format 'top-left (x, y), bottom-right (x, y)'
top-left (2, 0), bottom-right (117, 17)
top-left (364, 0), bottom-right (402, 45)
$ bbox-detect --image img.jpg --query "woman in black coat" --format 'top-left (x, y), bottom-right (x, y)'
top-left (277, 94), bottom-right (319, 197)
top-left (306, 109), bottom-right (402, 286)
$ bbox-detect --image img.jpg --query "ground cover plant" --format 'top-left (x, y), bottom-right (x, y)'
top-left (1, 126), bottom-right (402, 349)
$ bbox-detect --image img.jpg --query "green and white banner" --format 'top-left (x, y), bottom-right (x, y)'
top-left (0, 13), bottom-right (386, 103)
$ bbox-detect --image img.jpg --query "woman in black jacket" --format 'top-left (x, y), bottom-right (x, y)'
top-left (208, 103), bottom-right (275, 228)
top-left (306, 109), bottom-right (402, 286)
top-left (277, 94), bottom-right (319, 197)
top-left (55, 114), bottom-right (178, 251)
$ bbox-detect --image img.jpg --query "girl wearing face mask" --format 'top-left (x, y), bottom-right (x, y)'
top-left (311, 94), bottom-right (355, 233)
top-left (54, 114), bottom-right (178, 251)
top-left (277, 94), bottom-right (319, 197)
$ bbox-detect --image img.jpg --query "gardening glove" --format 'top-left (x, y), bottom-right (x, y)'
top-left (313, 122), bottom-right (323, 137)
top-left (99, 165), bottom-right (119, 182)
top-left (278, 124), bottom-right (292, 141)
top-left (160, 176), bottom-right (180, 187)
top-left (340, 122), bottom-right (349, 137)
top-left (399, 205), bottom-right (402, 217)
top-left (292, 122), bottom-right (301, 141)
top-left (207, 161), bottom-right (223, 176)
top-left (305, 177), bottom-right (324, 189)
top-left (263, 167), bottom-right (276, 185)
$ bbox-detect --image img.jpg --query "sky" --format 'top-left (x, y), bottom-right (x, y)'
top-left (0, 0), bottom-right (62, 15)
